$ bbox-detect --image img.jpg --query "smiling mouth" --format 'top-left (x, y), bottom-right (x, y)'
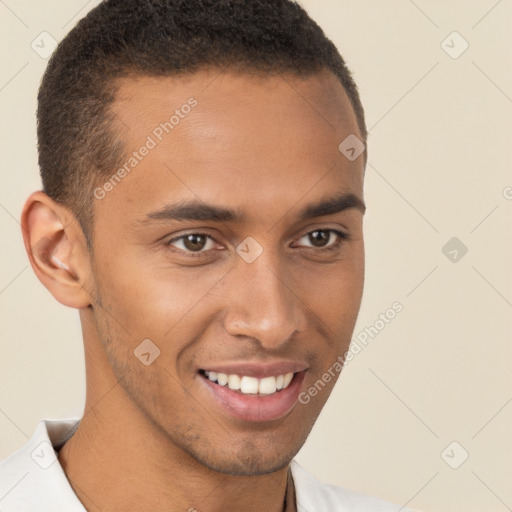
top-left (199, 369), bottom-right (295, 396)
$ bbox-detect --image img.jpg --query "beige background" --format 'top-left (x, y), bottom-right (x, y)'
top-left (1, 1), bottom-right (511, 511)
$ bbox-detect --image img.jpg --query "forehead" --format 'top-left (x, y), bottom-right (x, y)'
top-left (97, 69), bottom-right (364, 228)
top-left (112, 68), bottom-right (359, 128)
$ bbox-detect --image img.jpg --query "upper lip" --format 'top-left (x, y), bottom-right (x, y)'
top-left (199, 361), bottom-right (308, 379)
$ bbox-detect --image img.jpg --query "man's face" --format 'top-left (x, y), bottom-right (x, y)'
top-left (88, 69), bottom-right (365, 475)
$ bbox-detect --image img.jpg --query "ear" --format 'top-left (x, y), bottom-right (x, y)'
top-left (21, 190), bottom-right (93, 309)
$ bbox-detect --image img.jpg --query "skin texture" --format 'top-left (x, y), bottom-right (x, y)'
top-left (21, 68), bottom-right (366, 512)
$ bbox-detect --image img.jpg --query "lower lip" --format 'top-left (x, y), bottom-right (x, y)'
top-left (199, 371), bottom-right (306, 423)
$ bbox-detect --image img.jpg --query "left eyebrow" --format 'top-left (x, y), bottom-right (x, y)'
top-left (139, 192), bottom-right (365, 225)
top-left (295, 192), bottom-right (366, 222)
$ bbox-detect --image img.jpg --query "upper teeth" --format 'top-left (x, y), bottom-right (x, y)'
top-left (204, 371), bottom-right (294, 395)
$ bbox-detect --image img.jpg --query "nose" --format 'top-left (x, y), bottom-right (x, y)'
top-left (222, 247), bottom-right (307, 350)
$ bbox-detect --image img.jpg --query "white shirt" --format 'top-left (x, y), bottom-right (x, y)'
top-left (0, 418), bottom-right (415, 511)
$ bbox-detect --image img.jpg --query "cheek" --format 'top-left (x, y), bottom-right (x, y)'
top-left (301, 254), bottom-right (364, 321)
top-left (296, 253), bottom-right (365, 369)
top-left (95, 253), bottom-right (223, 340)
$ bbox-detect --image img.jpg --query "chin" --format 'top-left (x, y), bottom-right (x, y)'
top-left (200, 452), bottom-right (293, 476)
top-left (184, 433), bottom-right (309, 476)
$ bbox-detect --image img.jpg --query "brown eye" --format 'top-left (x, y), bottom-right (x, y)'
top-left (167, 233), bottom-right (216, 253)
top-left (308, 230), bottom-right (330, 247)
top-left (183, 234), bottom-right (207, 251)
top-left (296, 229), bottom-right (346, 250)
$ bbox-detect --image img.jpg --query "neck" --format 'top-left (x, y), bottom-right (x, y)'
top-left (57, 385), bottom-right (294, 512)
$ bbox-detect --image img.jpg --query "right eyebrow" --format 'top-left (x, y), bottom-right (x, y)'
top-left (139, 200), bottom-right (243, 224)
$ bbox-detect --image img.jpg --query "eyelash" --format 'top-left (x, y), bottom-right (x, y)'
top-left (165, 229), bottom-right (348, 257)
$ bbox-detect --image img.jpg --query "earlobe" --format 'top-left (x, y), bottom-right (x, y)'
top-left (21, 191), bottom-right (92, 309)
